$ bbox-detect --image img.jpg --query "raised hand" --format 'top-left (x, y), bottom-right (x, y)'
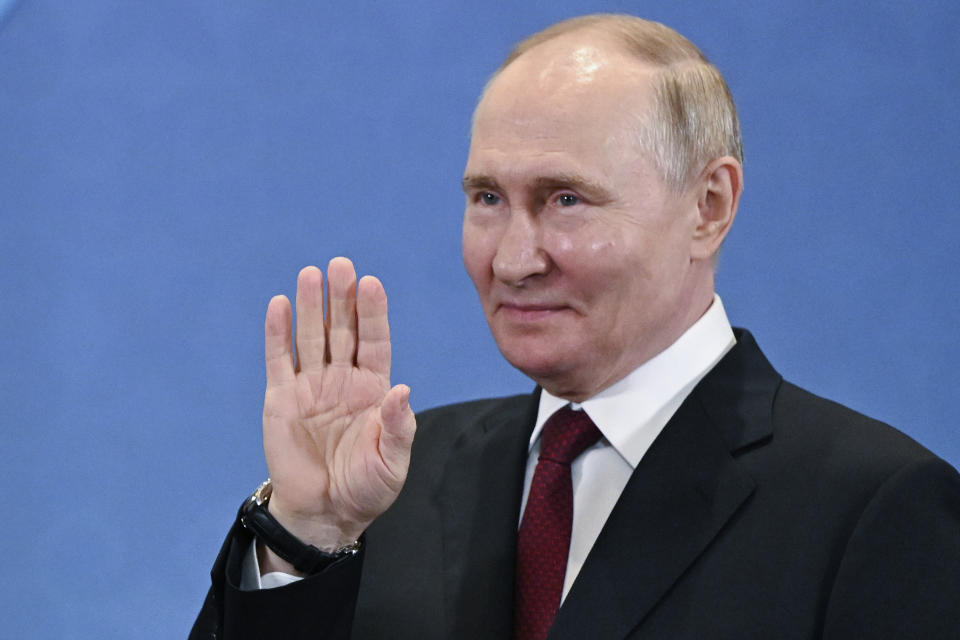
top-left (259, 258), bottom-right (416, 572)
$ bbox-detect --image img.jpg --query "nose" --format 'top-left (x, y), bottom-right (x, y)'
top-left (492, 210), bottom-right (550, 286)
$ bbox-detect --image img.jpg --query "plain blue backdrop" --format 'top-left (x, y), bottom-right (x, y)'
top-left (1, 1), bottom-right (958, 637)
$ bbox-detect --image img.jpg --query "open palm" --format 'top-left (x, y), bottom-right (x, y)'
top-left (261, 258), bottom-right (416, 551)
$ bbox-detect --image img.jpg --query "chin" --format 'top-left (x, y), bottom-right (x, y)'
top-left (497, 343), bottom-right (574, 388)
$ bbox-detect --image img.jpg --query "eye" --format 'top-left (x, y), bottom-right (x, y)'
top-left (557, 193), bottom-right (580, 207)
top-left (479, 192), bottom-right (501, 205)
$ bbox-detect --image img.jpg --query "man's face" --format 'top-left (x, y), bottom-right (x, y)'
top-left (462, 36), bottom-right (710, 400)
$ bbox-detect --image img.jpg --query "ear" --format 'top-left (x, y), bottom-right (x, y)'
top-left (690, 156), bottom-right (743, 261)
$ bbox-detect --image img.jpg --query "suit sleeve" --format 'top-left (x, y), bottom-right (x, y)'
top-left (189, 516), bottom-right (365, 640)
top-left (823, 456), bottom-right (960, 638)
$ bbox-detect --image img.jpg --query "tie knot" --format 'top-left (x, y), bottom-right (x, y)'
top-left (539, 406), bottom-right (602, 465)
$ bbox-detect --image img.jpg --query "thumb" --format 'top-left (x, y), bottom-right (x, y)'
top-left (379, 384), bottom-right (417, 475)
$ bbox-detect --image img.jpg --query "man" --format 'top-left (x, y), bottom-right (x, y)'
top-left (192, 14), bottom-right (960, 639)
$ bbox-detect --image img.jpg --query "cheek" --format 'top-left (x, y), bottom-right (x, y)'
top-left (461, 226), bottom-right (495, 290)
top-left (547, 229), bottom-right (622, 280)
top-left (586, 237), bottom-right (617, 255)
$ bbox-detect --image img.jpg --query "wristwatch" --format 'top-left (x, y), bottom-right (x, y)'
top-left (239, 479), bottom-right (362, 574)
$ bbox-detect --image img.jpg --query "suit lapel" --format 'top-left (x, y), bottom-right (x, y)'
top-left (438, 392), bottom-right (539, 639)
top-left (550, 330), bottom-right (780, 639)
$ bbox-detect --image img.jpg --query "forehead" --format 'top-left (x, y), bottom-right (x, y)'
top-left (468, 36), bottom-right (657, 175)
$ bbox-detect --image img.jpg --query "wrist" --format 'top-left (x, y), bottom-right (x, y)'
top-left (239, 479), bottom-right (362, 575)
top-left (266, 491), bottom-right (367, 551)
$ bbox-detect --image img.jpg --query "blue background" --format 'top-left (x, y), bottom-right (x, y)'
top-left (1, 1), bottom-right (957, 637)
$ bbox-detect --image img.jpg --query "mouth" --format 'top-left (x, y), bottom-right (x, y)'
top-left (496, 302), bottom-right (570, 322)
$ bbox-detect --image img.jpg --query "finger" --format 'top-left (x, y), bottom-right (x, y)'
top-left (356, 275), bottom-right (391, 377)
top-left (264, 295), bottom-right (295, 388)
top-left (378, 384), bottom-right (417, 478)
top-left (326, 257), bottom-right (358, 364)
top-left (294, 266), bottom-right (326, 373)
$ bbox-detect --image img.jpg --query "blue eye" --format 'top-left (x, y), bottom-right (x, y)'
top-left (480, 192), bottom-right (501, 205)
top-left (557, 194), bottom-right (579, 207)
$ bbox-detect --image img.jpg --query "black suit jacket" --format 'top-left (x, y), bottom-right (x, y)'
top-left (192, 330), bottom-right (960, 639)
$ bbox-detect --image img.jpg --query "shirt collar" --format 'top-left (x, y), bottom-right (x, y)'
top-left (531, 294), bottom-right (736, 467)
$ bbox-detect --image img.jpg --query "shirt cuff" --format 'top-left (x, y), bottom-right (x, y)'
top-left (239, 539), bottom-right (305, 590)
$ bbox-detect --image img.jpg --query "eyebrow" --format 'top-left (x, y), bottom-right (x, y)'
top-left (461, 173), bottom-right (611, 202)
top-left (461, 174), bottom-right (500, 193)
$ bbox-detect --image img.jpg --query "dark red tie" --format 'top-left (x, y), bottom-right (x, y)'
top-left (512, 406), bottom-right (603, 640)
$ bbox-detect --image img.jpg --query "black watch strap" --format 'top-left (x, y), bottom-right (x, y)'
top-left (239, 480), bottom-right (361, 575)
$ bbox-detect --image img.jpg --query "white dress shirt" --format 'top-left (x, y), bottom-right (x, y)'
top-left (523, 294), bottom-right (735, 601)
top-left (244, 295), bottom-right (735, 592)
